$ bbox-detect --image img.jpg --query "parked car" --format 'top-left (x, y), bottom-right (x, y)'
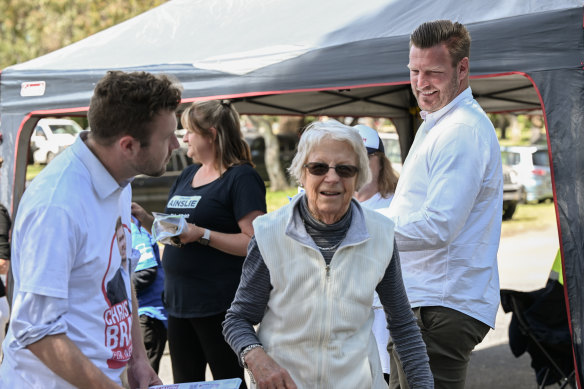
top-left (245, 133), bottom-right (298, 182)
top-left (131, 144), bottom-right (192, 214)
top-left (378, 132), bottom-right (403, 173)
top-left (502, 164), bottom-right (526, 220)
top-left (30, 118), bottom-right (83, 164)
top-left (501, 145), bottom-right (553, 203)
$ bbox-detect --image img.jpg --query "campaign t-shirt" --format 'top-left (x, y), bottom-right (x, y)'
top-left (162, 163), bottom-right (266, 317)
top-left (0, 133), bottom-right (135, 387)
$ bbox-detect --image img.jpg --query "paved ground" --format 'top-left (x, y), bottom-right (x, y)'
top-left (157, 224), bottom-right (561, 388)
top-left (466, 224), bottom-right (560, 388)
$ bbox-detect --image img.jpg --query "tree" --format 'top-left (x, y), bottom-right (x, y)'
top-left (248, 116), bottom-right (290, 191)
top-left (489, 113), bottom-right (511, 140)
top-left (0, 0), bottom-right (166, 69)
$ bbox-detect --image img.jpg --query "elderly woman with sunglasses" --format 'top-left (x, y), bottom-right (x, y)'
top-left (223, 120), bottom-right (433, 389)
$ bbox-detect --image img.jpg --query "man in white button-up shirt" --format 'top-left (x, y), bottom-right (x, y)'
top-left (381, 20), bottom-right (503, 389)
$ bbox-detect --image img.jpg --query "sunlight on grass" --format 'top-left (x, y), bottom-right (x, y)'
top-left (501, 201), bottom-right (556, 237)
top-left (26, 164), bottom-right (44, 181)
top-left (265, 188), bottom-right (298, 213)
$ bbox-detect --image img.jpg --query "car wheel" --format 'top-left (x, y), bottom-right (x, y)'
top-left (503, 202), bottom-right (517, 221)
top-left (46, 151), bottom-right (55, 164)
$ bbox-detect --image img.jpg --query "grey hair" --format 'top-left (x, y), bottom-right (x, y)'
top-left (288, 119), bottom-right (371, 190)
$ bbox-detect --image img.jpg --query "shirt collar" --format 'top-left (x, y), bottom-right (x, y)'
top-left (72, 131), bottom-right (129, 199)
top-left (420, 87), bottom-right (473, 130)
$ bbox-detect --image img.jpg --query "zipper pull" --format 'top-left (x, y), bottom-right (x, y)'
top-left (325, 265), bottom-right (330, 278)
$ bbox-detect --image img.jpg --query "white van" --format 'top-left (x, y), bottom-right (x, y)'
top-left (30, 118), bottom-right (83, 164)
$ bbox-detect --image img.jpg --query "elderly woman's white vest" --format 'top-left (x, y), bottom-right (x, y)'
top-left (253, 201), bottom-right (395, 389)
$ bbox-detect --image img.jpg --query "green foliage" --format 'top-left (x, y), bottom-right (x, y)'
top-left (489, 113), bottom-right (546, 147)
top-left (0, 0), bottom-right (166, 69)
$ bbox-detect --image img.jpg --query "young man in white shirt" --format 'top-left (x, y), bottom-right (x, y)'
top-left (381, 20), bottom-right (503, 389)
top-left (0, 71), bottom-right (182, 389)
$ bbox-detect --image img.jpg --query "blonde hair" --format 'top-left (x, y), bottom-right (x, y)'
top-left (180, 100), bottom-right (253, 173)
top-left (373, 151), bottom-right (399, 197)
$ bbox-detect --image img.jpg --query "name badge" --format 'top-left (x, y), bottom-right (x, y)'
top-left (167, 195), bottom-right (201, 209)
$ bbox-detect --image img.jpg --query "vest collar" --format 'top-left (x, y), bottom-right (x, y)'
top-left (285, 194), bottom-right (370, 249)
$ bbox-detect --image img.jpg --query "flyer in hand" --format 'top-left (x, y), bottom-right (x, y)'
top-left (150, 378), bottom-right (242, 389)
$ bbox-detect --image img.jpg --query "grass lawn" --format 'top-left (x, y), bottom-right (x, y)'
top-left (26, 164), bottom-right (44, 181)
top-left (265, 188), bottom-right (299, 213)
top-left (501, 201), bottom-right (557, 237)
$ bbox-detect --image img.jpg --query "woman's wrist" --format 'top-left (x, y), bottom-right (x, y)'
top-left (182, 223), bottom-right (205, 244)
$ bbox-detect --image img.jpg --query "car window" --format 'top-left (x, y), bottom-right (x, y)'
top-left (48, 124), bottom-right (81, 136)
top-left (35, 127), bottom-right (46, 138)
top-left (532, 150), bottom-right (550, 166)
top-left (501, 151), bottom-right (520, 166)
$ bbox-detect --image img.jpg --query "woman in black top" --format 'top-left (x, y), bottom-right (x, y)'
top-left (133, 100), bottom-right (266, 386)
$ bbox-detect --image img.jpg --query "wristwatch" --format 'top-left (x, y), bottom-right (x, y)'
top-left (199, 228), bottom-right (211, 246)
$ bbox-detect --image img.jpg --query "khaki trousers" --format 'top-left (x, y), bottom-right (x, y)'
top-left (389, 306), bottom-right (490, 389)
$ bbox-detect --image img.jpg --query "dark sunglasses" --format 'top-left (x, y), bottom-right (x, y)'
top-left (303, 162), bottom-right (359, 178)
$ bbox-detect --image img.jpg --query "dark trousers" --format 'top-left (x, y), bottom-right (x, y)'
top-left (167, 312), bottom-right (246, 388)
top-left (139, 315), bottom-right (167, 374)
top-left (389, 306), bottom-right (490, 389)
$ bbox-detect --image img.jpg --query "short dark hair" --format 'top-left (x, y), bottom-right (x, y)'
top-left (115, 216), bottom-right (123, 232)
top-left (410, 20), bottom-right (471, 67)
top-left (88, 71), bottom-right (182, 146)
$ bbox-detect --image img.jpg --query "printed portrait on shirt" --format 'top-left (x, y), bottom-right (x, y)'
top-left (106, 217), bottom-right (130, 306)
top-left (103, 216), bottom-right (133, 369)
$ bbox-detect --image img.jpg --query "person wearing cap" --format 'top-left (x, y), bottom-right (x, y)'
top-left (354, 124), bottom-right (399, 209)
top-left (354, 124), bottom-right (400, 384)
top-left (380, 20), bottom-right (503, 389)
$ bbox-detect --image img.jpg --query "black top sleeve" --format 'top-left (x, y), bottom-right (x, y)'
top-left (0, 204), bottom-right (11, 260)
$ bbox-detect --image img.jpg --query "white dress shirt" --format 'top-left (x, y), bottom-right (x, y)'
top-left (380, 87), bottom-right (503, 328)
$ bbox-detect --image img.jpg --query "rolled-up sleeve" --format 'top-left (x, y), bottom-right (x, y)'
top-left (7, 205), bottom-right (80, 351)
top-left (6, 292), bottom-right (68, 351)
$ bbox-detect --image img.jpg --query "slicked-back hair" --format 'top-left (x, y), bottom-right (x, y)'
top-left (88, 71), bottom-right (182, 147)
top-left (180, 100), bottom-right (253, 174)
top-left (410, 20), bottom-right (471, 67)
